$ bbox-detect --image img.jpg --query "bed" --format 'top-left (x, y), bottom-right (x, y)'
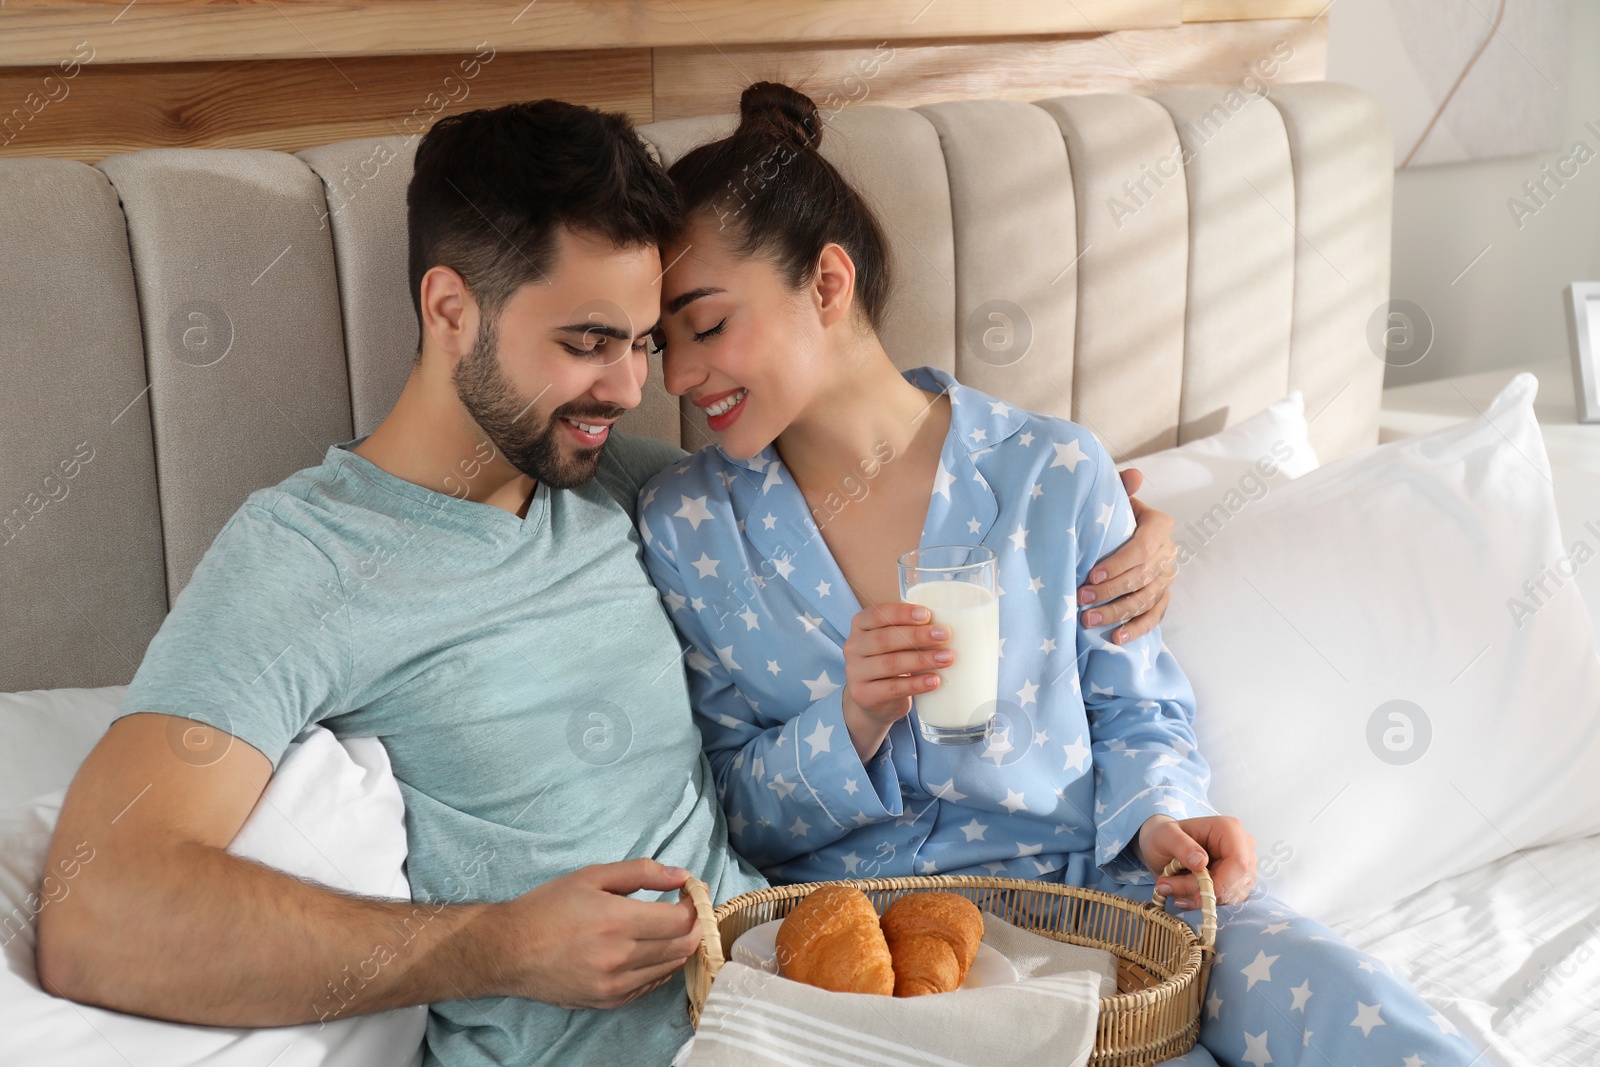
top-left (2, 83), bottom-right (1595, 1066)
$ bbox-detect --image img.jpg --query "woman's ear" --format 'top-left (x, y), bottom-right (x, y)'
top-left (812, 242), bottom-right (857, 329)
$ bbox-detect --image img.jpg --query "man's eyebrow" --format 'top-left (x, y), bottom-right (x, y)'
top-left (553, 316), bottom-right (662, 342)
top-left (665, 287), bottom-right (724, 316)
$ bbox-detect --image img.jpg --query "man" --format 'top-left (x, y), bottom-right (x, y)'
top-left (36, 100), bottom-right (1175, 1066)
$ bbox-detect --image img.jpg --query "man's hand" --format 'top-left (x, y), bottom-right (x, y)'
top-left (496, 859), bottom-right (703, 1009)
top-left (840, 602), bottom-right (952, 761)
top-left (1077, 467), bottom-right (1176, 644)
top-left (1138, 814), bottom-right (1258, 910)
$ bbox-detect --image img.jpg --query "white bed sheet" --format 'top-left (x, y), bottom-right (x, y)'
top-left (1334, 831), bottom-right (1600, 1067)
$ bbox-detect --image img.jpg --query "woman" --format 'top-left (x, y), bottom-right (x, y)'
top-left (639, 83), bottom-right (1481, 1066)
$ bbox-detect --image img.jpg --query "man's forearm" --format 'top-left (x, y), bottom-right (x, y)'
top-left (37, 838), bottom-right (505, 1027)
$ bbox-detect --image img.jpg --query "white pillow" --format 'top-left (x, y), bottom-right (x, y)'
top-left (0, 686), bottom-right (128, 809)
top-left (0, 723), bottom-right (425, 1066)
top-left (1160, 373), bottom-right (1600, 926)
top-left (1116, 391), bottom-right (1319, 531)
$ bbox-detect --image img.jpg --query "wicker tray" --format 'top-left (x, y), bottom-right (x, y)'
top-left (682, 860), bottom-right (1216, 1067)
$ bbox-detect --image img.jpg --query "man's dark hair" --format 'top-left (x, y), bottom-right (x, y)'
top-left (406, 100), bottom-right (679, 336)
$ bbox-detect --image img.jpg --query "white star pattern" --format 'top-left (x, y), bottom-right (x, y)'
top-left (802, 670), bottom-right (840, 701)
top-left (766, 659), bottom-right (782, 675)
top-left (1062, 736), bottom-right (1090, 772)
top-left (1028, 576), bottom-right (1045, 593)
top-left (990, 400), bottom-right (1012, 416)
top-left (675, 495), bottom-right (713, 529)
top-left (1241, 950), bottom-right (1278, 990)
top-left (843, 779), bottom-right (859, 795)
top-left (691, 553), bottom-right (720, 578)
top-left (1402, 1057), bottom-right (1426, 1067)
top-left (788, 816), bottom-right (810, 839)
top-left (762, 513), bottom-right (777, 530)
top-left (1351, 1002), bottom-right (1386, 1037)
top-left (739, 606), bottom-right (760, 630)
top-left (663, 589), bottom-right (687, 612)
top-left (815, 580), bottom-right (831, 597)
top-left (1018, 431), bottom-right (1036, 447)
top-left (970, 428), bottom-right (987, 443)
top-left (1016, 679), bottom-right (1039, 707)
top-left (960, 818), bottom-right (988, 842)
top-left (803, 720), bottom-right (833, 756)
top-left (929, 779), bottom-right (969, 802)
top-left (932, 462), bottom-right (956, 500)
top-left (1040, 638), bottom-right (1056, 653)
top-left (1289, 979), bottom-right (1312, 1011)
top-left (773, 555), bottom-right (795, 580)
top-left (1241, 1031), bottom-right (1272, 1067)
top-left (1095, 501), bottom-right (1114, 528)
top-left (767, 775), bottom-right (797, 799)
top-left (1000, 789), bottom-right (1029, 814)
top-left (797, 612), bottom-right (823, 633)
top-left (841, 851), bottom-right (861, 874)
top-left (713, 645), bottom-right (741, 672)
top-left (686, 649), bottom-right (715, 676)
top-left (966, 517), bottom-right (982, 534)
top-left (1008, 524), bottom-right (1029, 551)
top-left (1050, 438), bottom-right (1087, 472)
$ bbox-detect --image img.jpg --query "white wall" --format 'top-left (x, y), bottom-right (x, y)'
top-left (1380, 0), bottom-right (1600, 386)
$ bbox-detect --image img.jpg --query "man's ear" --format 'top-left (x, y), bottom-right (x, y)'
top-left (418, 265), bottom-right (477, 367)
top-left (813, 242), bottom-right (857, 329)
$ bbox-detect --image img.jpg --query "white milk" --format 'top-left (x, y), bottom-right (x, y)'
top-left (903, 579), bottom-right (1000, 728)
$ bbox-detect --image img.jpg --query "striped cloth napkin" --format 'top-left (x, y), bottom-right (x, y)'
top-left (676, 912), bottom-right (1111, 1067)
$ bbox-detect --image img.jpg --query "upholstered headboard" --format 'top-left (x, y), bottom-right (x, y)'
top-left (0, 84), bottom-right (1391, 693)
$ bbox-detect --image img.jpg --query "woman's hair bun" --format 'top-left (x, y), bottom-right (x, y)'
top-left (738, 81), bottom-right (823, 152)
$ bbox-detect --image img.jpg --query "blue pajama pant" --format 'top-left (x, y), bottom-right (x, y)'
top-left (1091, 878), bottom-right (1484, 1066)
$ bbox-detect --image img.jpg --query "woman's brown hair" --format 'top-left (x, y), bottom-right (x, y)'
top-left (668, 82), bottom-right (892, 331)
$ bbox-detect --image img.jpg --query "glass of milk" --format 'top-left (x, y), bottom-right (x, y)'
top-left (898, 545), bottom-right (1000, 745)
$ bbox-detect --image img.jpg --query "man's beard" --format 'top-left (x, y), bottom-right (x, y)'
top-left (452, 315), bottom-right (625, 491)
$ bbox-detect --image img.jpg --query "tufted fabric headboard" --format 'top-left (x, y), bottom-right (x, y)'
top-left (0, 84), bottom-right (1391, 693)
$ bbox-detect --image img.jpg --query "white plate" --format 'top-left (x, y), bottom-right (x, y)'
top-left (729, 917), bottom-right (1019, 990)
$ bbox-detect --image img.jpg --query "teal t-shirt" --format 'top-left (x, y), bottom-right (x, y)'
top-left (117, 431), bottom-right (765, 1067)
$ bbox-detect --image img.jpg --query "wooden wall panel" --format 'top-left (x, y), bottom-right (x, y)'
top-left (653, 19), bottom-right (1326, 123)
top-left (0, 47), bottom-right (653, 161)
top-left (0, 0), bottom-right (1180, 66)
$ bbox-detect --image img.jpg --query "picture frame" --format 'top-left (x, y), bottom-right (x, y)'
top-left (1566, 281), bottom-right (1600, 424)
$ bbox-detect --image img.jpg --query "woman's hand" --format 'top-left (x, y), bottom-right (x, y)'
top-left (840, 602), bottom-right (952, 762)
top-left (1138, 814), bottom-right (1258, 910)
top-left (1077, 467), bottom-right (1176, 644)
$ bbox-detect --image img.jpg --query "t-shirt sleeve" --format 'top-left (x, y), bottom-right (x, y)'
top-left (595, 431), bottom-right (689, 521)
top-left (117, 500), bottom-right (351, 772)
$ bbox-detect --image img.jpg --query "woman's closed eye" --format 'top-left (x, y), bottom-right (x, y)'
top-left (692, 318), bottom-right (727, 343)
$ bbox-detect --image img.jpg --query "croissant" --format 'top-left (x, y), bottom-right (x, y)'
top-left (879, 892), bottom-right (985, 996)
top-left (775, 885), bottom-right (895, 995)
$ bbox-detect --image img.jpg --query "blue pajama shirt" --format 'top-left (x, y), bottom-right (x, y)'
top-left (639, 364), bottom-right (1483, 1066)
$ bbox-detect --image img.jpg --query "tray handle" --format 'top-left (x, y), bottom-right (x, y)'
top-left (1151, 858), bottom-right (1218, 952)
top-left (681, 877), bottom-right (724, 983)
